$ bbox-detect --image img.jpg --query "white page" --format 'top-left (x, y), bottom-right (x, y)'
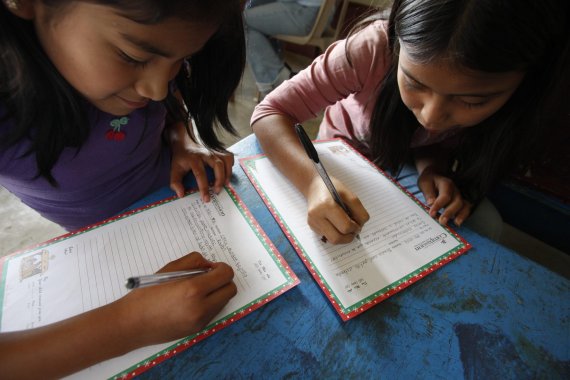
top-left (0, 188), bottom-right (296, 379)
top-left (244, 140), bottom-right (465, 315)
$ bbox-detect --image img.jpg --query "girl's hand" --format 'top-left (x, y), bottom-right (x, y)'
top-left (305, 176), bottom-right (369, 244)
top-left (417, 167), bottom-right (472, 226)
top-left (0, 252), bottom-right (235, 379)
top-left (170, 137), bottom-right (234, 203)
top-left (116, 252), bottom-right (236, 347)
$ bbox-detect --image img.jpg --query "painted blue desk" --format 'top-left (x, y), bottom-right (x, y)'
top-left (132, 134), bottom-right (569, 379)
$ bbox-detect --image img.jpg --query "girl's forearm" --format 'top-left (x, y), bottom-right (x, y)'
top-left (252, 115), bottom-right (319, 197)
top-left (0, 301), bottom-right (136, 380)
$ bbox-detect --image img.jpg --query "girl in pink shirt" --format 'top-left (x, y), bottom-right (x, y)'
top-left (252, 0), bottom-right (568, 244)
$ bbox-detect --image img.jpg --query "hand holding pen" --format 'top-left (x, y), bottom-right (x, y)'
top-left (117, 253), bottom-right (237, 348)
top-left (294, 124), bottom-right (369, 244)
top-left (126, 268), bottom-right (212, 289)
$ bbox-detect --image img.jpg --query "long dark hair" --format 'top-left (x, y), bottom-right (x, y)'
top-left (0, 0), bottom-right (245, 185)
top-left (352, 0), bottom-right (569, 203)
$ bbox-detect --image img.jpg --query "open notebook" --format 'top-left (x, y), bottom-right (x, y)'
top-left (241, 139), bottom-right (471, 321)
top-left (0, 187), bottom-right (299, 379)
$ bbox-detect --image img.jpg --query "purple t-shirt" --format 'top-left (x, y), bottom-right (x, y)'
top-left (0, 101), bottom-right (171, 231)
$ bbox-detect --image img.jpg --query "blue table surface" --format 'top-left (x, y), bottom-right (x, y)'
top-left (130, 134), bottom-right (569, 379)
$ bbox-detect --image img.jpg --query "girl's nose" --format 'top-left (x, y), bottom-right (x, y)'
top-left (420, 95), bottom-right (449, 127)
top-left (135, 62), bottom-right (181, 101)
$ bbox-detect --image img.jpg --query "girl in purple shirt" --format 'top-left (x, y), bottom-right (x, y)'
top-left (0, 0), bottom-right (243, 377)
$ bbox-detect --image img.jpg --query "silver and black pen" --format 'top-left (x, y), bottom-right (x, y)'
top-left (294, 123), bottom-right (361, 241)
top-left (125, 268), bottom-right (211, 289)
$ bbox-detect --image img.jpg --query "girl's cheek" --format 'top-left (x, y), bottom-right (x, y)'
top-left (400, 90), bottom-right (419, 112)
top-left (397, 74), bottom-right (425, 114)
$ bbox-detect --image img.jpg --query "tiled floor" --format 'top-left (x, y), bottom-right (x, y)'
top-left (1, 53), bottom-right (568, 279)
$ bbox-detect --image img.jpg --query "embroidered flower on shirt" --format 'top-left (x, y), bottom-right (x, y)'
top-left (105, 117), bottom-right (129, 141)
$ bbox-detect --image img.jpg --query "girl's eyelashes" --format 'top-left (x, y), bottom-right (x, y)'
top-left (117, 50), bottom-right (193, 69)
top-left (118, 50), bottom-right (149, 68)
top-left (404, 77), bottom-right (424, 90)
top-left (402, 72), bottom-right (492, 108)
top-left (458, 98), bottom-right (489, 108)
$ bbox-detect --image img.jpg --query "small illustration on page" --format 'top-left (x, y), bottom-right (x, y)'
top-left (327, 144), bottom-right (350, 156)
top-left (20, 250), bottom-right (50, 281)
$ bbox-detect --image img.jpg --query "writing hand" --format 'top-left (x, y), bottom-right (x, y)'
top-left (306, 176), bottom-right (369, 244)
top-left (417, 167), bottom-right (472, 226)
top-left (0, 252), bottom-right (236, 379)
top-left (116, 252), bottom-right (236, 346)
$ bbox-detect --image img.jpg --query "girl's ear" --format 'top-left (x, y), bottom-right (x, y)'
top-left (4, 0), bottom-right (36, 20)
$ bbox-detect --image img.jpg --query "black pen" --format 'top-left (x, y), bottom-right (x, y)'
top-left (294, 123), bottom-right (360, 241)
top-left (125, 268), bottom-right (211, 289)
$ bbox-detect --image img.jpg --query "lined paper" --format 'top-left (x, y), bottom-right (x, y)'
top-left (242, 140), bottom-right (469, 320)
top-left (0, 187), bottom-right (298, 378)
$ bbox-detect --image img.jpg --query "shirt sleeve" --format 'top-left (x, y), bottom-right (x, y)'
top-left (250, 20), bottom-right (390, 127)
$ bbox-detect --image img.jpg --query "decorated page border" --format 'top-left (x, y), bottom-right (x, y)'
top-left (0, 185), bottom-right (299, 378)
top-left (240, 138), bottom-right (471, 321)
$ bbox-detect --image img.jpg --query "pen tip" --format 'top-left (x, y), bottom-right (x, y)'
top-left (125, 278), bottom-right (136, 289)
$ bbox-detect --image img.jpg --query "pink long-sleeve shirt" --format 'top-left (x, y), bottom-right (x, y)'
top-left (251, 20), bottom-right (457, 157)
top-left (252, 20), bottom-right (390, 156)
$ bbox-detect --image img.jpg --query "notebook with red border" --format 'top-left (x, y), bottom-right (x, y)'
top-left (0, 186), bottom-right (299, 379)
top-left (240, 139), bottom-right (471, 321)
